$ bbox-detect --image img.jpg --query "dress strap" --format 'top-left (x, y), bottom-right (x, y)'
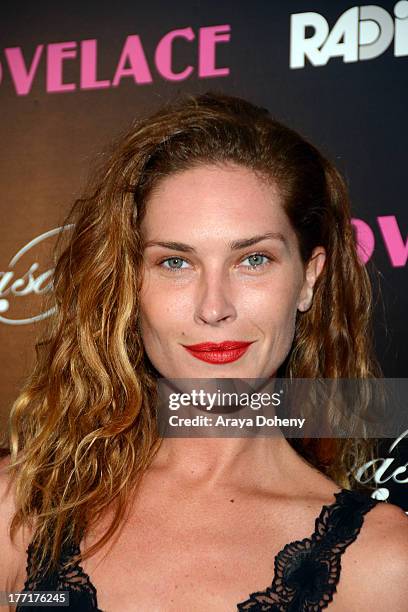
top-left (18, 536), bottom-right (100, 611)
top-left (237, 488), bottom-right (382, 611)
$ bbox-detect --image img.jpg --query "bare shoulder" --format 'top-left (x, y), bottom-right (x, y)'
top-left (0, 454), bottom-right (31, 592)
top-left (338, 499), bottom-right (408, 612)
top-left (365, 501), bottom-right (408, 571)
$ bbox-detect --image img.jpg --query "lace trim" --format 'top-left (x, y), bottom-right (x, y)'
top-left (20, 539), bottom-right (100, 611)
top-left (236, 489), bottom-right (381, 611)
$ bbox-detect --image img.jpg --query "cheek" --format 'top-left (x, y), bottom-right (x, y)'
top-left (243, 276), bottom-right (300, 323)
top-left (277, 293), bottom-right (300, 338)
top-left (139, 282), bottom-right (190, 338)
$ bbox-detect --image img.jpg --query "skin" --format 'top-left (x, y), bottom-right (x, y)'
top-left (1, 163), bottom-right (407, 612)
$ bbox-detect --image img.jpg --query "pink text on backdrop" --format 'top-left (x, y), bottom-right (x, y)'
top-left (352, 215), bottom-right (408, 267)
top-left (0, 25), bottom-right (231, 95)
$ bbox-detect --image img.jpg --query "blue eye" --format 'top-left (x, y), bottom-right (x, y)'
top-left (243, 253), bottom-right (272, 269)
top-left (160, 257), bottom-right (189, 272)
top-left (158, 252), bottom-right (273, 273)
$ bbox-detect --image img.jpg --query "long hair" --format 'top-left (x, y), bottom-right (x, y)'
top-left (4, 91), bottom-right (382, 575)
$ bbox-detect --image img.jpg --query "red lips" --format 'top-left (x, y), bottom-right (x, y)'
top-left (183, 341), bottom-right (252, 351)
top-left (181, 340), bottom-right (254, 364)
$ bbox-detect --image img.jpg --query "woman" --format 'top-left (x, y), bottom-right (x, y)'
top-left (0, 91), bottom-right (407, 611)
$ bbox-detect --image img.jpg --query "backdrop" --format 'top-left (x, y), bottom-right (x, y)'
top-left (1, 0), bottom-right (407, 509)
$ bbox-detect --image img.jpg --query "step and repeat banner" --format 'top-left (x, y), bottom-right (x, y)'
top-left (1, 1), bottom-right (407, 509)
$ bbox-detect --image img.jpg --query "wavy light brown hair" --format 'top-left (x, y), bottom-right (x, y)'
top-left (4, 91), bottom-right (382, 575)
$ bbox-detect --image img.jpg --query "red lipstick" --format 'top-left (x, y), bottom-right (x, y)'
top-left (181, 340), bottom-right (254, 364)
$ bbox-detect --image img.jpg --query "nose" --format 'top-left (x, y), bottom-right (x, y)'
top-left (194, 268), bottom-right (237, 326)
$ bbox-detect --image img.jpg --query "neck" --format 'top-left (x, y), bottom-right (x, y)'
top-left (150, 434), bottom-right (310, 495)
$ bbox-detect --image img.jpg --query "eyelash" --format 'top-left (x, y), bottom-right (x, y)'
top-left (157, 252), bottom-right (274, 274)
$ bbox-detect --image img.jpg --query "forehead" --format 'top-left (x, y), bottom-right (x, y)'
top-left (140, 163), bottom-right (293, 240)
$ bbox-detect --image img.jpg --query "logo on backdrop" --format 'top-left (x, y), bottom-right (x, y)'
top-left (352, 215), bottom-right (408, 267)
top-left (0, 25), bottom-right (231, 96)
top-left (290, 1), bottom-right (408, 68)
top-left (356, 427), bottom-right (408, 513)
top-left (0, 225), bottom-right (73, 325)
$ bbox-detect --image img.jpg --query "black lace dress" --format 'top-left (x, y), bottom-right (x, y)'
top-left (16, 488), bottom-right (381, 611)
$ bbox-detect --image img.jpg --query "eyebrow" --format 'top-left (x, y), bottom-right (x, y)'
top-left (143, 232), bottom-right (289, 253)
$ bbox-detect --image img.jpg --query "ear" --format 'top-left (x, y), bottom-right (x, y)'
top-left (297, 246), bottom-right (326, 312)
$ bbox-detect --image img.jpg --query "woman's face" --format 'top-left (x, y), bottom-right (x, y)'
top-left (139, 163), bottom-right (325, 379)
